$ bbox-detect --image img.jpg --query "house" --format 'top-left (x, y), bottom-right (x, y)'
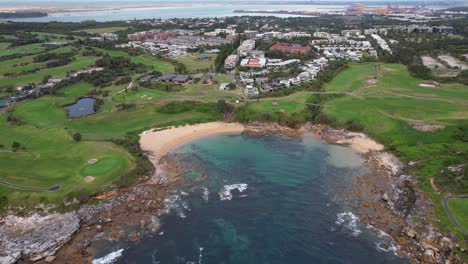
top-left (224, 54), bottom-right (239, 69)
top-left (201, 73), bottom-right (213, 84)
top-left (269, 43), bottom-right (312, 54)
top-left (172, 75), bottom-right (191, 84)
top-left (219, 83), bottom-right (230, 90)
top-left (139, 75), bottom-right (155, 82)
top-left (244, 85), bottom-right (259, 97)
top-left (240, 58), bottom-right (267, 68)
top-left (157, 73), bottom-right (177, 82)
top-left (42, 42), bottom-right (70, 48)
top-left (261, 83), bottom-right (273, 93)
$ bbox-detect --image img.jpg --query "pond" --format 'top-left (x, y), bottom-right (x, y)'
top-left (64, 97), bottom-right (96, 118)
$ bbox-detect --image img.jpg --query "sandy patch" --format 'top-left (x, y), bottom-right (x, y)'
top-left (335, 132), bottom-right (384, 154)
top-left (437, 54), bottom-right (468, 70)
top-left (140, 122), bottom-right (245, 166)
top-left (87, 159), bottom-right (98, 164)
top-left (84, 176), bottom-right (95, 183)
top-left (421, 56), bottom-right (446, 69)
top-left (413, 123), bottom-right (445, 132)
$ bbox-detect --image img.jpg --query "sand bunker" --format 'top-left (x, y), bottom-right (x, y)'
top-left (413, 123), bottom-right (446, 132)
top-left (88, 159), bottom-right (98, 164)
top-left (418, 83), bottom-right (436, 88)
top-left (84, 176), bottom-right (95, 183)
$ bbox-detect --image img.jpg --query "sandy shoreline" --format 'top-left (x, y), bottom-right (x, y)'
top-left (140, 122), bottom-right (245, 167)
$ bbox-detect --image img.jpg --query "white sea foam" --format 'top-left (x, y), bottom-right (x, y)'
top-left (366, 224), bottom-right (400, 255)
top-left (198, 247), bottom-right (204, 264)
top-left (202, 187), bottom-right (209, 202)
top-left (218, 184), bottom-right (248, 201)
top-left (159, 194), bottom-right (190, 218)
top-left (335, 212), bottom-right (361, 236)
top-left (92, 249), bottom-right (124, 264)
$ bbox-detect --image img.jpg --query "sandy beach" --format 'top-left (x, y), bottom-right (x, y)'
top-left (139, 122), bottom-right (245, 166)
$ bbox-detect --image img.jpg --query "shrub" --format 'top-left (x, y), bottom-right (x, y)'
top-left (72, 133), bottom-right (82, 142)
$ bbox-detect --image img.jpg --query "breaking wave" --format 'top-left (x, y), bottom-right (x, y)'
top-left (366, 224), bottom-right (400, 255)
top-left (335, 211), bottom-right (361, 236)
top-left (92, 249), bottom-right (124, 264)
top-left (218, 184), bottom-right (248, 200)
top-left (202, 187), bottom-right (209, 202)
top-left (335, 212), bottom-right (400, 256)
top-left (159, 194), bottom-right (190, 218)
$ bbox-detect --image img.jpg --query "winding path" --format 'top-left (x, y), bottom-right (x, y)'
top-left (0, 179), bottom-right (60, 191)
top-left (443, 195), bottom-right (468, 235)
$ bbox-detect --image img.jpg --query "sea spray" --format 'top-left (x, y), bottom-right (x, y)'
top-left (202, 187), bottom-right (209, 202)
top-left (198, 247), bottom-right (204, 264)
top-left (335, 212), bottom-right (361, 236)
top-left (218, 184), bottom-right (248, 201)
top-left (336, 212), bottom-right (400, 255)
top-left (366, 224), bottom-right (400, 255)
top-left (92, 249), bottom-right (124, 264)
top-left (159, 194), bottom-right (190, 218)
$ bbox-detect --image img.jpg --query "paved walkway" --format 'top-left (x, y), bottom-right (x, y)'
top-left (0, 179), bottom-right (60, 191)
top-left (443, 195), bottom-right (468, 235)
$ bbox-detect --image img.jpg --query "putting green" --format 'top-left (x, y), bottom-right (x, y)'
top-left (80, 156), bottom-right (124, 176)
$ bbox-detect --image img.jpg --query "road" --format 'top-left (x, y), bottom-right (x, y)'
top-left (0, 179), bottom-right (60, 191)
top-left (443, 195), bottom-right (468, 235)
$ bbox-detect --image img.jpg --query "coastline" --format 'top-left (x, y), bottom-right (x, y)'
top-left (140, 122), bottom-right (245, 167)
top-left (0, 122), bottom-right (464, 263)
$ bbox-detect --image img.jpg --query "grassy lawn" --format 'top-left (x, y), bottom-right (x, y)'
top-left (0, 43), bottom-right (46, 57)
top-left (76, 27), bottom-right (128, 34)
top-left (175, 53), bottom-right (216, 73)
top-left (107, 50), bottom-right (174, 72)
top-left (321, 63), bottom-right (468, 240)
top-left (113, 88), bottom-right (170, 103)
top-left (324, 63), bottom-right (378, 92)
top-left (448, 198), bottom-right (468, 231)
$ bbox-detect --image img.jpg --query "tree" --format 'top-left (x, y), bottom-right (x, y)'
top-left (72, 133), bottom-right (82, 142)
top-left (11, 141), bottom-right (21, 151)
top-left (217, 100), bottom-right (234, 116)
top-left (228, 83), bottom-right (237, 90)
top-left (42, 74), bottom-right (52, 84)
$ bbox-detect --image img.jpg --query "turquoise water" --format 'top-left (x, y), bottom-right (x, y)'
top-left (116, 134), bottom-right (404, 263)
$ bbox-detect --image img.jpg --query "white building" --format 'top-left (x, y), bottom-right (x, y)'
top-left (224, 54), bottom-right (239, 69)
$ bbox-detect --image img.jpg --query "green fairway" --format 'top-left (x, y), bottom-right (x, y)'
top-left (448, 198), bottom-right (468, 231)
top-left (0, 43), bottom-right (46, 57)
top-left (175, 53), bottom-right (216, 73)
top-left (324, 63), bottom-right (377, 92)
top-left (107, 50), bottom-right (174, 72)
top-left (113, 88), bottom-right (170, 103)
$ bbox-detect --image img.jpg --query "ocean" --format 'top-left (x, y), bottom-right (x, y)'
top-left (102, 133), bottom-right (405, 264)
